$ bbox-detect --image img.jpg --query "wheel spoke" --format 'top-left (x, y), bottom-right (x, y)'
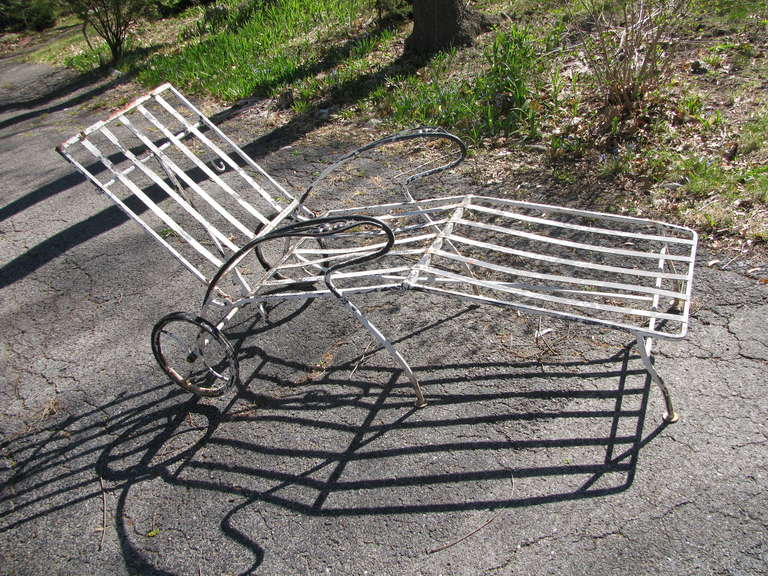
top-left (151, 312), bottom-right (238, 397)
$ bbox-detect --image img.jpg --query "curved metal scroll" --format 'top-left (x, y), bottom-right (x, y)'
top-left (200, 215), bottom-right (427, 406)
top-left (301, 127), bottom-right (467, 205)
top-left (202, 215), bottom-right (394, 308)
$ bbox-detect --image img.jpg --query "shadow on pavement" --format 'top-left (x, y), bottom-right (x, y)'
top-left (0, 338), bottom-right (663, 574)
top-left (1, 40), bottom-right (430, 288)
top-left (0, 72), bottom-right (125, 131)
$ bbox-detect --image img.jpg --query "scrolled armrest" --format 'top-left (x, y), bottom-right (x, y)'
top-left (300, 127), bottom-right (467, 206)
top-left (203, 216), bottom-right (394, 307)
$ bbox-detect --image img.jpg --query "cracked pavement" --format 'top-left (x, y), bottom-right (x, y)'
top-left (1, 56), bottom-right (767, 576)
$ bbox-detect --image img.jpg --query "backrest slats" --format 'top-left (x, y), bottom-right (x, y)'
top-left (60, 144), bottom-right (210, 283)
top-left (133, 104), bottom-right (271, 227)
top-left (167, 86), bottom-right (295, 204)
top-left (117, 113), bottom-right (257, 239)
top-left (57, 83), bottom-right (296, 283)
top-left (99, 125), bottom-right (240, 254)
top-left (154, 94), bottom-right (285, 213)
top-left (78, 134), bottom-right (225, 269)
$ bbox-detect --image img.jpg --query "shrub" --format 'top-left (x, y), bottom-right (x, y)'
top-left (578, 0), bottom-right (688, 109)
top-left (0, 0), bottom-right (56, 31)
top-left (63, 0), bottom-right (151, 64)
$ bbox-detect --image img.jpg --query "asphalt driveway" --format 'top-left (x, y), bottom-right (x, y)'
top-left (1, 54), bottom-right (766, 576)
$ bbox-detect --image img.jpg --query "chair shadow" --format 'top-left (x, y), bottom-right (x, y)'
top-left (0, 70), bottom-right (126, 131)
top-left (0, 331), bottom-right (667, 574)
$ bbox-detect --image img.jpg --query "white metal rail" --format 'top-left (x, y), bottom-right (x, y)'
top-left (58, 84), bottom-right (697, 423)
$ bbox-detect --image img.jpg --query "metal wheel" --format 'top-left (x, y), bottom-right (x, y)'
top-left (151, 312), bottom-right (238, 397)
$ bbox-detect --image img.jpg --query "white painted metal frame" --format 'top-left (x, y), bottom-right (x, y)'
top-left (58, 84), bottom-right (697, 422)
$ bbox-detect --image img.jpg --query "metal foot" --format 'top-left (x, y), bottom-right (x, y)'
top-left (387, 348), bottom-right (427, 408)
top-left (635, 333), bottom-right (679, 424)
top-left (663, 410), bottom-right (680, 424)
top-left (410, 377), bottom-right (428, 408)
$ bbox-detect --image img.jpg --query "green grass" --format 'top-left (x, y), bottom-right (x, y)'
top-left (739, 108), bottom-right (768, 155)
top-left (654, 155), bottom-right (768, 206)
top-left (291, 26), bottom-right (398, 113)
top-left (137, 0), bottom-right (369, 101)
top-left (371, 26), bottom-right (548, 144)
top-left (698, 0), bottom-right (768, 22)
top-left (644, 153), bottom-right (768, 236)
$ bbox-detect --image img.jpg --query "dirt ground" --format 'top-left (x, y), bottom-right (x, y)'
top-left (1, 52), bottom-right (767, 575)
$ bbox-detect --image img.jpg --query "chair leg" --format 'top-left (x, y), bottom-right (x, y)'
top-left (635, 333), bottom-right (679, 423)
top-left (337, 296), bottom-right (427, 408)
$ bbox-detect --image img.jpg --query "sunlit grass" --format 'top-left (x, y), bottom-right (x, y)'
top-left (371, 26), bottom-right (549, 144)
top-left (138, 0), bottom-right (369, 100)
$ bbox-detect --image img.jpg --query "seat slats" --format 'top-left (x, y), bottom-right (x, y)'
top-left (327, 195), bottom-right (696, 339)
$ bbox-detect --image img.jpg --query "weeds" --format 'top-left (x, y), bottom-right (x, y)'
top-left (696, 0), bottom-right (768, 24)
top-left (179, 0), bottom-right (261, 39)
top-left (739, 108), bottom-right (768, 155)
top-left (678, 93), bottom-right (703, 118)
top-left (599, 152), bottom-right (632, 178)
top-left (577, 0), bottom-right (689, 109)
top-left (658, 155), bottom-right (768, 206)
top-left (375, 26), bottom-right (545, 144)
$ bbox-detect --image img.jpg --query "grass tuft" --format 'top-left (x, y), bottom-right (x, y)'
top-left (137, 0), bottom-right (369, 100)
top-left (373, 26), bottom-right (546, 144)
top-left (739, 108), bottom-right (768, 155)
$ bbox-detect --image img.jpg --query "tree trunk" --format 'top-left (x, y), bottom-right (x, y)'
top-left (405, 0), bottom-right (493, 56)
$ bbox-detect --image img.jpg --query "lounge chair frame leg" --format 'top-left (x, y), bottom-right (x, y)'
top-left (337, 295), bottom-right (427, 408)
top-left (635, 333), bottom-right (679, 423)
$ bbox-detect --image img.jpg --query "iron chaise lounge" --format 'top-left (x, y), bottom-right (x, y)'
top-left (58, 84), bottom-right (697, 423)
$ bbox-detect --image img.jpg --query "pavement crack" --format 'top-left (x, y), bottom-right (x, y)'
top-left (590, 528), bottom-right (627, 541)
top-left (664, 433), bottom-right (696, 453)
top-left (651, 499), bottom-right (694, 521)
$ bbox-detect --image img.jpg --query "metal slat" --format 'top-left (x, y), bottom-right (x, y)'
top-left (99, 125), bottom-right (240, 254)
top-left (454, 217), bottom-right (694, 263)
top-left (430, 248), bottom-right (686, 300)
top-left (117, 114), bottom-right (259, 238)
top-left (410, 279), bottom-right (685, 338)
top-left (471, 195), bottom-right (696, 236)
top-left (466, 201), bottom-right (695, 246)
top-left (300, 233), bottom-right (436, 256)
top-left (154, 94), bottom-right (285, 213)
top-left (58, 147), bottom-right (208, 283)
top-left (101, 136), bottom-right (179, 189)
top-left (166, 84), bottom-right (296, 204)
top-left (135, 103), bottom-right (271, 226)
top-left (446, 233), bottom-right (689, 282)
top-left (78, 136), bottom-right (223, 269)
top-left (417, 264), bottom-right (685, 322)
top-left (405, 197), bottom-right (469, 285)
top-left (326, 198), bottom-right (465, 218)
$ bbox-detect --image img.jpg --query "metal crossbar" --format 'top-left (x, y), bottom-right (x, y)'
top-left (58, 84), bottom-right (697, 423)
top-left (58, 83), bottom-right (298, 284)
